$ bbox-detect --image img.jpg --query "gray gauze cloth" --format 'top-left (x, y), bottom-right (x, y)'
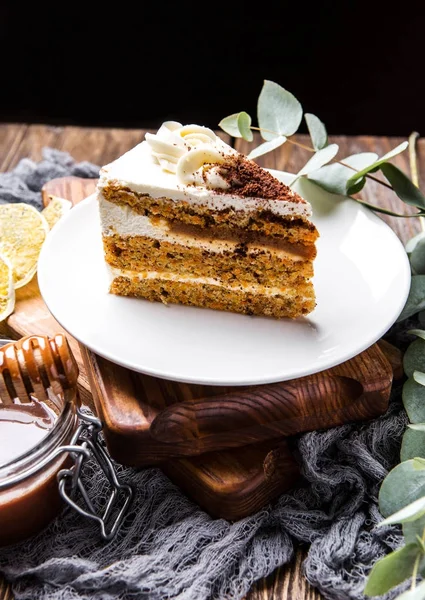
top-left (0, 149), bottom-right (412, 600)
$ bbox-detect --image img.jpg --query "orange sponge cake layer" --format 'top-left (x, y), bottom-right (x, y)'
top-left (97, 121), bottom-right (319, 319)
top-left (103, 233), bottom-right (314, 289)
top-left (109, 274), bottom-right (316, 319)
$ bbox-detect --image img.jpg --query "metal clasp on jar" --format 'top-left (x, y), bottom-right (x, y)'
top-left (57, 407), bottom-right (133, 541)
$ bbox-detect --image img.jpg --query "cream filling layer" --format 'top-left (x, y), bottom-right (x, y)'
top-left (98, 141), bottom-right (312, 219)
top-left (109, 266), bottom-right (311, 299)
top-left (99, 195), bottom-right (307, 261)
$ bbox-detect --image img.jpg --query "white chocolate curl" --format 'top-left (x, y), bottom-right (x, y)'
top-left (145, 122), bottom-right (232, 188)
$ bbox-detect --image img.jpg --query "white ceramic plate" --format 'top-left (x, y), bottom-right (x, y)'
top-left (37, 172), bottom-right (411, 386)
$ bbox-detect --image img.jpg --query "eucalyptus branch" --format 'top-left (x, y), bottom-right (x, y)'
top-left (250, 122), bottom-right (407, 204)
top-left (408, 131), bottom-right (425, 232)
top-left (251, 125), bottom-right (399, 202)
top-left (251, 125), bottom-right (396, 191)
top-left (411, 527), bottom-right (425, 591)
top-left (252, 128), bottom-right (317, 153)
top-left (251, 124), bottom-right (404, 211)
top-left (411, 552), bottom-right (421, 591)
top-left (410, 525), bottom-right (425, 591)
top-left (409, 131), bottom-right (420, 187)
top-left (338, 160), bottom-right (394, 190)
top-left (219, 80), bottom-right (425, 219)
top-left (283, 137), bottom-right (316, 153)
top-left (351, 200), bottom-right (425, 219)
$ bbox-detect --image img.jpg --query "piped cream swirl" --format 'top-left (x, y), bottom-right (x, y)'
top-left (145, 121), bottom-right (234, 189)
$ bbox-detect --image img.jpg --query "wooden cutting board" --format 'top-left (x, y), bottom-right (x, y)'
top-left (83, 341), bottom-right (396, 466)
top-left (0, 176), bottom-right (403, 520)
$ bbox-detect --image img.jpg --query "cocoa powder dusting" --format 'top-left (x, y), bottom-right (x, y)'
top-left (217, 155), bottom-right (305, 203)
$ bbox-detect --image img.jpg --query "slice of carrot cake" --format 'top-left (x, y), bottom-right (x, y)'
top-left (96, 121), bottom-right (319, 319)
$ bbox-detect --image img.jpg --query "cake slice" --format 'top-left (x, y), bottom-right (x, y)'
top-left (97, 121), bottom-right (319, 319)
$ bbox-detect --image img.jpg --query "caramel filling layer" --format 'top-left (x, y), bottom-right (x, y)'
top-left (100, 186), bottom-right (319, 245)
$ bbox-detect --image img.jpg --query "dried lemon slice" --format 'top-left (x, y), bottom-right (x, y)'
top-left (42, 197), bottom-right (72, 230)
top-left (0, 251), bottom-right (15, 321)
top-left (0, 204), bottom-right (49, 289)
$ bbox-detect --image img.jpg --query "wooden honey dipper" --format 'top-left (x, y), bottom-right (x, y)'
top-left (0, 334), bottom-right (79, 405)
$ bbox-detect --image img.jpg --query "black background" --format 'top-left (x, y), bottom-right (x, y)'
top-left (1, 2), bottom-right (424, 137)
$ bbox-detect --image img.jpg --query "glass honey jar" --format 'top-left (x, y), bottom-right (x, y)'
top-left (0, 334), bottom-right (132, 546)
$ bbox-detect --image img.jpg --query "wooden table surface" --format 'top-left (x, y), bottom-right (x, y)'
top-left (0, 123), bottom-right (423, 600)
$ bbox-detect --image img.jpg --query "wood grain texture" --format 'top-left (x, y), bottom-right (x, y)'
top-left (0, 124), bottom-right (27, 171)
top-left (0, 581), bottom-right (12, 600)
top-left (0, 124), bottom-right (422, 600)
top-left (82, 338), bottom-right (399, 520)
top-left (162, 439), bottom-right (301, 520)
top-left (243, 551), bottom-right (320, 600)
top-left (80, 343), bottom-right (304, 521)
top-left (88, 342), bottom-right (395, 466)
top-left (42, 175), bottom-right (98, 206)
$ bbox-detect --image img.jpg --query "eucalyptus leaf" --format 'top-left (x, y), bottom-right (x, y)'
top-left (379, 495), bottom-right (425, 526)
top-left (402, 428), bottom-right (425, 462)
top-left (308, 163), bottom-right (350, 195)
top-left (364, 543), bottom-right (420, 596)
top-left (247, 136), bottom-right (287, 160)
top-left (407, 232), bottom-right (425, 255)
top-left (381, 163), bottom-right (425, 210)
top-left (381, 163), bottom-right (425, 209)
top-left (346, 177), bottom-right (367, 195)
top-left (218, 113), bottom-right (244, 137)
top-left (397, 277), bottom-right (425, 323)
top-left (394, 580), bottom-right (425, 600)
top-left (307, 152), bottom-right (379, 196)
top-left (379, 459), bottom-right (425, 517)
top-left (410, 238), bottom-right (425, 275)
top-left (408, 330), bottom-right (425, 341)
top-left (410, 424), bottom-right (425, 433)
top-left (346, 141), bottom-right (409, 187)
top-left (415, 372), bottom-right (425, 387)
top-left (404, 513), bottom-right (425, 544)
top-left (237, 112), bottom-right (253, 142)
top-left (292, 144), bottom-right (339, 183)
top-left (257, 80), bottom-right (303, 140)
top-left (419, 312), bottom-right (425, 328)
top-left (305, 113), bottom-right (328, 150)
top-left (403, 377), bottom-right (425, 423)
top-left (343, 152), bottom-right (380, 170)
top-left (404, 338), bottom-right (425, 378)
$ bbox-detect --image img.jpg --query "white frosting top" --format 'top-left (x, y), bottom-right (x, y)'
top-left (145, 121), bottom-right (233, 188)
top-left (98, 121), bottom-right (312, 219)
